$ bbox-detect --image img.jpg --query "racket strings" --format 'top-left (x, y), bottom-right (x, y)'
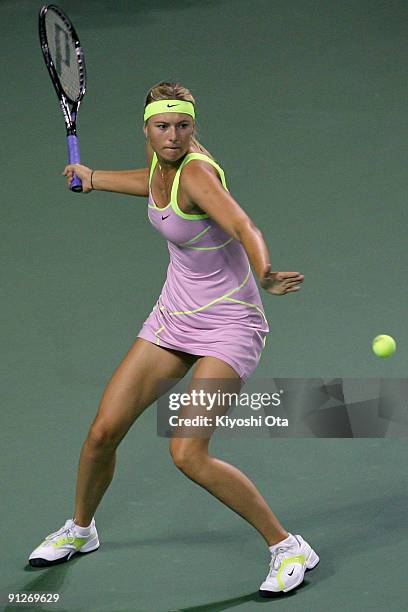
top-left (45, 11), bottom-right (83, 102)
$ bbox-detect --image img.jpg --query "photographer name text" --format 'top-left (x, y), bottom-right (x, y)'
top-left (169, 415), bottom-right (288, 428)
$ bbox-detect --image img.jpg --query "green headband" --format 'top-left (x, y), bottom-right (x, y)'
top-left (143, 100), bottom-right (195, 122)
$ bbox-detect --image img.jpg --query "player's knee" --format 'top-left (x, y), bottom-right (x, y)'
top-left (170, 440), bottom-right (206, 476)
top-left (86, 422), bottom-right (119, 454)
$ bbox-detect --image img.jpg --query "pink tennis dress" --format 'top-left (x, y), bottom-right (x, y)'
top-left (137, 151), bottom-right (269, 381)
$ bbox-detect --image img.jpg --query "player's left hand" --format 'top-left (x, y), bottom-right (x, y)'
top-left (259, 265), bottom-right (304, 295)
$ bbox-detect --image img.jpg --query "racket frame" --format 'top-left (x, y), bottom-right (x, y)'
top-left (39, 4), bottom-right (87, 192)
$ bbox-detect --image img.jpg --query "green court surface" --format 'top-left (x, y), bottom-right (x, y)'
top-left (2, 1), bottom-right (407, 610)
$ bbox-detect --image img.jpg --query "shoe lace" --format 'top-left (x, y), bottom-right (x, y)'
top-left (269, 546), bottom-right (287, 573)
top-left (45, 521), bottom-right (76, 544)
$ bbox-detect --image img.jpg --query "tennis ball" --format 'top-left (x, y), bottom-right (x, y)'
top-left (372, 334), bottom-right (396, 358)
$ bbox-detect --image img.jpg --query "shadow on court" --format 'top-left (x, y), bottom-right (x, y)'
top-left (16, 491), bottom-right (407, 610)
top-left (14, 564), bottom-right (320, 612)
top-left (18, 531), bottom-right (326, 612)
top-left (170, 577), bottom-right (320, 611)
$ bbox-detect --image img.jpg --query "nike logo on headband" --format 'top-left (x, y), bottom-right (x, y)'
top-left (167, 104), bottom-right (179, 107)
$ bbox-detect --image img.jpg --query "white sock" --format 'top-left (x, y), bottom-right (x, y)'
top-left (73, 518), bottom-right (93, 535)
top-left (268, 533), bottom-right (297, 553)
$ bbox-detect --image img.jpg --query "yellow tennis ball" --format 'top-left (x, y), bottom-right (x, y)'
top-left (372, 334), bottom-right (396, 357)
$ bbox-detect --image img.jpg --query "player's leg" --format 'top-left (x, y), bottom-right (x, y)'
top-left (29, 338), bottom-right (196, 567)
top-left (169, 355), bottom-right (288, 546)
top-left (29, 338), bottom-right (198, 567)
top-left (73, 338), bottom-right (198, 526)
top-left (169, 356), bottom-right (319, 594)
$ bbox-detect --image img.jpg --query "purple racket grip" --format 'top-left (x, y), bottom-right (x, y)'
top-left (67, 135), bottom-right (82, 192)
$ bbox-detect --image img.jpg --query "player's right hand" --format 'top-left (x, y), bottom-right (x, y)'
top-left (62, 164), bottom-right (93, 193)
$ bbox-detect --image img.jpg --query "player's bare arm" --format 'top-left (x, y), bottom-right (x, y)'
top-left (63, 164), bottom-right (149, 196)
top-left (181, 161), bottom-right (304, 295)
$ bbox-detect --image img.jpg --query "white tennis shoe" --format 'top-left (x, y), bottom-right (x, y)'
top-left (29, 518), bottom-right (99, 567)
top-left (259, 533), bottom-right (319, 595)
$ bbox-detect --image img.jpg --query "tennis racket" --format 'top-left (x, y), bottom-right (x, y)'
top-left (39, 4), bottom-right (87, 192)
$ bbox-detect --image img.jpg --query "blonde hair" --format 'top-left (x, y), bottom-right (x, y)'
top-left (144, 81), bottom-right (215, 160)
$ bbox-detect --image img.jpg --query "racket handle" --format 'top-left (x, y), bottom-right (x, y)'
top-left (67, 135), bottom-right (83, 193)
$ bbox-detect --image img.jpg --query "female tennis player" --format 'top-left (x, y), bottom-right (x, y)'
top-left (29, 82), bottom-right (319, 595)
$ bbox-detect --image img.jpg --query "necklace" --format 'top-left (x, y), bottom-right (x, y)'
top-left (157, 161), bottom-right (172, 205)
top-left (157, 162), bottom-right (165, 182)
top-left (157, 162), bottom-right (169, 191)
